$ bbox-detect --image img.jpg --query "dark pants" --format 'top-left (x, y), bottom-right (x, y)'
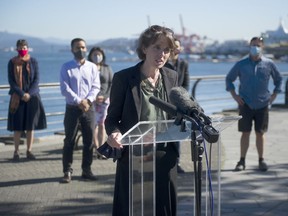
top-left (112, 143), bottom-right (178, 216)
top-left (62, 105), bottom-right (95, 174)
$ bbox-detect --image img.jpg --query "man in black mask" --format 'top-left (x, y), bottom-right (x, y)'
top-left (59, 38), bottom-right (101, 183)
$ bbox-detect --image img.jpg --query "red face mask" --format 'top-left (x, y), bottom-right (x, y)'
top-left (18, 50), bottom-right (28, 57)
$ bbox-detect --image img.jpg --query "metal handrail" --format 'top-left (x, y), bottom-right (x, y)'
top-left (190, 72), bottom-right (288, 103)
top-left (0, 72), bottom-right (287, 137)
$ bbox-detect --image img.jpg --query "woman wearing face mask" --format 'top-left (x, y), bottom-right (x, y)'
top-left (88, 47), bottom-right (113, 159)
top-left (7, 39), bottom-right (47, 161)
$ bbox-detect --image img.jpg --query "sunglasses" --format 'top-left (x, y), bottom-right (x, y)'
top-left (149, 25), bottom-right (174, 35)
top-left (250, 37), bottom-right (264, 43)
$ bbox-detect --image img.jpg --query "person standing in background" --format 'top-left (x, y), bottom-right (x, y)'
top-left (166, 38), bottom-right (190, 90)
top-left (7, 39), bottom-right (47, 162)
top-left (165, 38), bottom-right (190, 173)
top-left (226, 36), bottom-right (282, 172)
top-left (88, 47), bottom-right (113, 159)
top-left (60, 38), bottom-right (101, 183)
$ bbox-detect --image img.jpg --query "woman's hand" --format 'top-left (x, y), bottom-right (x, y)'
top-left (107, 132), bottom-right (123, 149)
top-left (96, 95), bottom-right (105, 104)
top-left (22, 93), bottom-right (31, 102)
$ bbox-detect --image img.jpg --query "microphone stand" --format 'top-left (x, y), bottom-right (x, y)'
top-left (176, 116), bottom-right (204, 216)
top-left (190, 119), bottom-right (204, 216)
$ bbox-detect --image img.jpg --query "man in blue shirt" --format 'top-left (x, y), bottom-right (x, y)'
top-left (226, 36), bottom-right (282, 172)
top-left (60, 38), bottom-right (101, 183)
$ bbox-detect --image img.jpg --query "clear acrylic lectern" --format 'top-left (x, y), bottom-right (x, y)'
top-left (120, 115), bottom-right (241, 216)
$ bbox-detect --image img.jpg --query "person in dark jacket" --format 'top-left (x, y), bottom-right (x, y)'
top-left (7, 39), bottom-right (47, 161)
top-left (105, 25), bottom-right (179, 216)
top-left (165, 38), bottom-right (190, 173)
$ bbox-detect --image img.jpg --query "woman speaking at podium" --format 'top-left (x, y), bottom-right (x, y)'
top-left (105, 25), bottom-right (179, 216)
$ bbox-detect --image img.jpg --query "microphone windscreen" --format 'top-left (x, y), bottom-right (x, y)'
top-left (169, 87), bottom-right (199, 114)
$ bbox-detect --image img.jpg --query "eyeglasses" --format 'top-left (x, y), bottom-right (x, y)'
top-left (152, 45), bottom-right (172, 54)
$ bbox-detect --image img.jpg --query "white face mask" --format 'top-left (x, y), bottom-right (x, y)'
top-left (250, 46), bottom-right (262, 56)
top-left (91, 54), bottom-right (103, 64)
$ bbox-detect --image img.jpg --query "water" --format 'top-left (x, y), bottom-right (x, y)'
top-left (0, 51), bottom-right (287, 137)
top-left (1, 51), bottom-right (287, 83)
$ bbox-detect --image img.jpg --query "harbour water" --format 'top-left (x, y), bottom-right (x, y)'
top-left (0, 51), bottom-right (287, 137)
top-left (1, 51), bottom-right (287, 84)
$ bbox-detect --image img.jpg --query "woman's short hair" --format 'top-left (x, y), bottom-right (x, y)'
top-left (136, 25), bottom-right (176, 60)
top-left (16, 39), bottom-right (28, 48)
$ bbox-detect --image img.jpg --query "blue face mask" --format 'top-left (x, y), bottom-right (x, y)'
top-left (250, 46), bottom-right (262, 56)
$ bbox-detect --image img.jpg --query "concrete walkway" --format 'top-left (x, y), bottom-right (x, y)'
top-left (0, 108), bottom-right (287, 215)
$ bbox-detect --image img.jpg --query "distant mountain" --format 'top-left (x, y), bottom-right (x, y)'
top-left (94, 38), bottom-right (137, 53)
top-left (41, 37), bottom-right (70, 45)
top-left (0, 31), bottom-right (55, 51)
top-left (0, 31), bottom-right (137, 54)
top-left (43, 37), bottom-right (102, 45)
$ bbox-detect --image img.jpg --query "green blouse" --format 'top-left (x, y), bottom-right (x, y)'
top-left (140, 73), bottom-right (168, 122)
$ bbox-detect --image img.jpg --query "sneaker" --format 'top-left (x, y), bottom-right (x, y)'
top-left (61, 172), bottom-right (72, 183)
top-left (177, 164), bottom-right (185, 174)
top-left (82, 171), bottom-right (97, 181)
top-left (234, 161), bottom-right (245, 171)
top-left (13, 151), bottom-right (20, 162)
top-left (259, 160), bottom-right (268, 172)
top-left (26, 151), bottom-right (36, 160)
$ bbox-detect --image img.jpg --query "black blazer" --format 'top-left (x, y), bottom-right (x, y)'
top-left (105, 61), bottom-right (178, 140)
top-left (105, 61), bottom-right (179, 216)
top-left (165, 59), bottom-right (190, 90)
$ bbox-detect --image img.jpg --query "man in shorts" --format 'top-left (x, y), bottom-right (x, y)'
top-left (225, 36), bottom-right (282, 172)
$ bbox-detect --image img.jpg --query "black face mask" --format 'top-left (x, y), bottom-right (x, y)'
top-left (73, 50), bottom-right (86, 60)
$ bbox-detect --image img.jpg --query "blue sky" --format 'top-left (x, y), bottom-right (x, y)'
top-left (1, 0), bottom-right (288, 43)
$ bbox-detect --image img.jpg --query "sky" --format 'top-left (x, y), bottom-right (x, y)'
top-left (1, 0), bottom-right (288, 43)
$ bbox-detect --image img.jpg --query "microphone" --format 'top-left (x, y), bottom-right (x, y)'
top-left (148, 96), bottom-right (185, 125)
top-left (149, 94), bottom-right (219, 143)
top-left (169, 86), bottom-right (203, 116)
top-left (148, 96), bottom-right (177, 117)
top-left (149, 87), bottom-right (204, 121)
top-left (169, 87), bottom-right (219, 143)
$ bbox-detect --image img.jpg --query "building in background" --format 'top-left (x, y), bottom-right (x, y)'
top-left (262, 18), bottom-right (288, 45)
